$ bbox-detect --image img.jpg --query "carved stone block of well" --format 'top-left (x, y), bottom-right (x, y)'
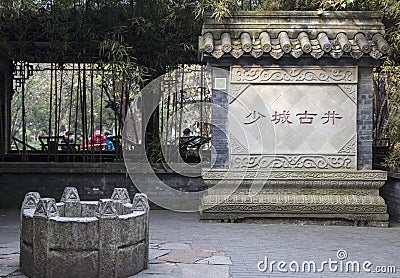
top-left (20, 187), bottom-right (149, 278)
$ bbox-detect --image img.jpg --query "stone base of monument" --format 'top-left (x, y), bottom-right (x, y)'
top-left (200, 170), bottom-right (389, 227)
top-left (20, 187), bottom-right (149, 278)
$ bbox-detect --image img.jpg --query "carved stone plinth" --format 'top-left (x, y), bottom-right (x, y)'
top-left (200, 170), bottom-right (389, 227)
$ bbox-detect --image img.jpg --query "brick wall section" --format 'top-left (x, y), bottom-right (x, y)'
top-left (211, 88), bottom-right (229, 168)
top-left (357, 67), bottom-right (374, 170)
top-left (0, 163), bottom-right (205, 209)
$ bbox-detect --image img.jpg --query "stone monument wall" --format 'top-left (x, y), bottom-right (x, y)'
top-left (229, 65), bottom-right (358, 170)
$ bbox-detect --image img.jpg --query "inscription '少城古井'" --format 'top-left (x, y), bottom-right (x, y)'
top-left (244, 110), bottom-right (343, 125)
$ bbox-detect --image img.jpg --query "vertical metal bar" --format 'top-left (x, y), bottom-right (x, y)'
top-left (48, 63), bottom-right (53, 137)
top-left (47, 63), bottom-right (54, 162)
top-left (54, 65), bottom-right (58, 139)
top-left (174, 68), bottom-right (179, 141)
top-left (80, 63), bottom-right (86, 162)
top-left (179, 66), bottom-right (184, 141)
top-left (119, 80), bottom-right (125, 139)
top-left (118, 76), bottom-right (124, 157)
top-left (68, 64), bottom-right (75, 134)
top-left (57, 66), bottom-right (64, 162)
top-left (124, 82), bottom-right (130, 136)
top-left (90, 64), bottom-right (95, 161)
top-left (166, 77), bottom-right (171, 145)
top-left (160, 81), bottom-right (164, 137)
top-left (200, 65), bottom-right (204, 137)
top-left (112, 64), bottom-right (118, 160)
top-left (54, 65), bottom-right (59, 162)
top-left (74, 63), bottom-right (80, 162)
top-left (82, 63), bottom-right (88, 162)
top-left (21, 75), bottom-right (27, 161)
top-left (57, 66), bottom-right (64, 138)
top-left (130, 88), bottom-right (139, 146)
top-left (99, 65), bottom-right (104, 157)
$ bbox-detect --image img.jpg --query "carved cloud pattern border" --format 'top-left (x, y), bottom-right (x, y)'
top-left (230, 66), bottom-right (358, 84)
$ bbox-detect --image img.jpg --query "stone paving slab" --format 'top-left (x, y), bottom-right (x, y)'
top-left (191, 243), bottom-right (217, 253)
top-left (177, 263), bottom-right (230, 278)
top-left (158, 249), bottom-right (212, 264)
top-left (133, 263), bottom-right (181, 276)
top-left (3, 269), bottom-right (26, 278)
top-left (130, 275), bottom-right (177, 278)
top-left (1, 210), bottom-right (400, 277)
top-left (196, 255), bottom-right (232, 265)
top-left (149, 249), bottom-right (171, 261)
top-left (0, 243), bottom-right (19, 256)
top-left (159, 243), bottom-right (191, 250)
top-left (0, 266), bottom-right (18, 277)
top-left (0, 254), bottom-right (19, 268)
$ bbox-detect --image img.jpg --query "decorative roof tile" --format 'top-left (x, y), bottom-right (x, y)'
top-left (200, 11), bottom-right (390, 60)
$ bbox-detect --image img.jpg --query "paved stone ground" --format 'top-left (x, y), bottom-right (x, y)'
top-left (1, 209), bottom-right (400, 277)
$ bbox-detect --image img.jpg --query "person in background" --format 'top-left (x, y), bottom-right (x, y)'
top-left (87, 129), bottom-right (107, 151)
top-left (80, 137), bottom-right (87, 151)
top-left (104, 131), bottom-right (115, 151)
top-left (179, 128), bottom-right (192, 160)
top-left (179, 128), bottom-right (193, 145)
top-left (61, 131), bottom-right (74, 151)
top-left (179, 127), bottom-right (202, 163)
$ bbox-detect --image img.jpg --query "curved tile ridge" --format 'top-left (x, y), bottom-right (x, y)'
top-left (204, 31), bottom-right (389, 60)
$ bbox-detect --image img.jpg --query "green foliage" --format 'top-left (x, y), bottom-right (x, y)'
top-left (374, 66), bottom-right (400, 170)
top-left (2, 0), bottom-right (202, 156)
top-left (11, 64), bottom-right (118, 146)
top-left (194, 0), bottom-right (383, 20)
top-left (0, 0), bottom-right (201, 78)
top-left (194, 0), bottom-right (235, 21)
top-left (381, 0), bottom-right (400, 66)
top-left (383, 145), bottom-right (400, 169)
top-left (375, 66), bottom-right (400, 146)
top-left (318, 0), bottom-right (381, 11)
top-left (11, 67), bottom-right (61, 141)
